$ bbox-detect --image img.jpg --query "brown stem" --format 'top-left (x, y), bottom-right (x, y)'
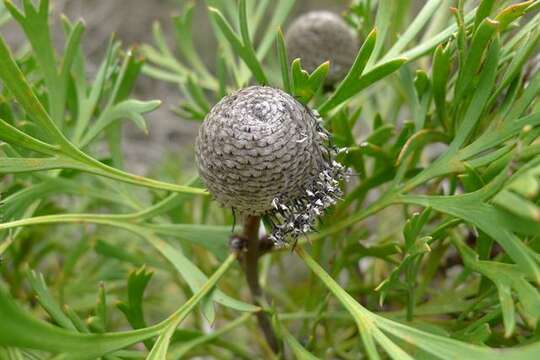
top-left (241, 215), bottom-right (280, 354)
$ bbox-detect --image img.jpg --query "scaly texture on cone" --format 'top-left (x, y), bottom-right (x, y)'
top-left (285, 11), bottom-right (359, 85)
top-left (195, 86), bottom-right (346, 245)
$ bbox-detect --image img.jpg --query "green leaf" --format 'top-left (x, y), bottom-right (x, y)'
top-left (0, 37), bottom-right (68, 146)
top-left (454, 18), bottom-right (499, 102)
top-left (0, 119), bottom-right (60, 155)
top-left (117, 272), bottom-right (153, 319)
top-left (331, 110), bottom-right (355, 147)
top-left (0, 284), bottom-right (162, 358)
top-left (117, 266), bottom-right (155, 350)
top-left (255, 0), bottom-right (294, 61)
top-left (172, 3), bottom-right (216, 87)
top-left (474, 0), bottom-right (496, 29)
top-left (453, 236), bottom-right (540, 336)
top-left (279, 322), bottom-right (321, 360)
top-left (400, 171), bottom-right (540, 283)
top-left (5, 0), bottom-right (66, 126)
top-left (319, 28), bottom-right (377, 114)
top-left (291, 59), bottom-right (329, 104)
top-left (399, 9), bottom-right (476, 62)
top-left (432, 44), bottom-right (451, 126)
top-left (0, 156), bottom-right (86, 173)
top-left (367, 0), bottom-right (393, 68)
top-left (80, 99), bottom-right (161, 147)
top-left (142, 233), bottom-right (259, 314)
top-left (94, 283), bottom-right (108, 333)
top-left (26, 270), bottom-right (77, 331)
top-left (0, 214), bottom-right (258, 314)
top-left (73, 39), bottom-right (117, 145)
top-left (492, 190), bottom-right (540, 221)
top-left (297, 246), bottom-right (540, 360)
top-left (208, 5), bottom-right (268, 85)
top-left (384, 0), bottom-right (445, 60)
top-left (146, 253), bottom-right (237, 359)
top-left (494, 1), bottom-right (534, 31)
top-left (0, 254), bottom-right (236, 359)
top-left (148, 223), bottom-right (230, 259)
top-left (320, 55), bottom-right (406, 115)
top-left (169, 313), bottom-right (251, 358)
top-left (276, 28), bottom-right (291, 93)
top-left (0, 347), bottom-right (24, 360)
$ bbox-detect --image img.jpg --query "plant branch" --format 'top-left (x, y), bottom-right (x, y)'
top-left (241, 215), bottom-right (280, 354)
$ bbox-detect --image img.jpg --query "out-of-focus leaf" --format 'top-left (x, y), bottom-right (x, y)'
top-left (117, 266), bottom-right (155, 350)
top-left (432, 44), bottom-right (450, 126)
top-left (208, 4), bottom-right (268, 85)
top-left (453, 237), bottom-right (540, 336)
top-left (169, 313), bottom-right (251, 358)
top-left (320, 55), bottom-right (406, 114)
top-left (298, 247), bottom-right (540, 360)
top-left (80, 99), bottom-right (161, 147)
top-left (26, 270), bottom-right (77, 331)
top-left (146, 254), bottom-right (236, 359)
top-left (319, 29), bottom-right (377, 114)
top-left (400, 171), bottom-right (540, 283)
top-left (277, 28), bottom-right (291, 93)
top-left (0, 285), bottom-right (162, 358)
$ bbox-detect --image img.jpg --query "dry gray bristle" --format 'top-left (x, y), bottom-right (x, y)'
top-left (195, 86), bottom-right (348, 245)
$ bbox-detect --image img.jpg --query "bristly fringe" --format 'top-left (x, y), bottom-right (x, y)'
top-left (267, 109), bottom-right (349, 247)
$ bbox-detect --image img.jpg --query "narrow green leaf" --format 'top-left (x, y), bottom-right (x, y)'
top-left (208, 6), bottom-right (268, 85)
top-left (0, 119), bottom-right (60, 155)
top-left (0, 37), bottom-right (68, 145)
top-left (367, 0), bottom-right (393, 68)
top-left (493, 190), bottom-right (540, 221)
top-left (0, 215), bottom-right (257, 313)
top-left (146, 254), bottom-right (237, 359)
top-left (255, 0), bottom-right (295, 60)
top-left (26, 270), bottom-right (77, 331)
top-left (277, 28), bottom-right (291, 93)
top-left (81, 99), bottom-right (161, 147)
top-left (0, 285), bottom-right (162, 358)
top-left (400, 172), bottom-right (540, 283)
top-left (60, 20), bottom-right (85, 84)
top-left (117, 266), bottom-right (155, 350)
top-left (454, 18), bottom-right (499, 102)
top-left (0, 157), bottom-right (84, 174)
top-left (494, 1), bottom-right (534, 31)
top-left (173, 3), bottom-right (216, 87)
top-left (474, 0), bottom-right (496, 29)
top-left (298, 246), bottom-right (540, 360)
top-left (432, 44), bottom-right (450, 126)
top-left (169, 313), bottom-right (251, 358)
top-left (280, 324), bottom-right (321, 360)
top-left (451, 36), bottom-right (501, 152)
top-left (385, 0), bottom-right (444, 60)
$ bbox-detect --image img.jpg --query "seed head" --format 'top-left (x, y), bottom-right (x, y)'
top-left (195, 86), bottom-right (347, 245)
top-left (285, 11), bottom-right (359, 85)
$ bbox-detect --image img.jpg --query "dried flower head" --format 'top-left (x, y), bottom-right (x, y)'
top-left (285, 10), bottom-right (359, 85)
top-left (195, 86), bottom-right (347, 246)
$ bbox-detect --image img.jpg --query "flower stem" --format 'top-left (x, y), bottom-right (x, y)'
top-left (241, 215), bottom-right (280, 354)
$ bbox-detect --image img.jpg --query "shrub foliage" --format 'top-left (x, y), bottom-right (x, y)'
top-left (1, 0), bottom-right (540, 358)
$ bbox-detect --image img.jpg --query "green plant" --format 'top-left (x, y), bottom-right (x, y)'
top-left (1, 0), bottom-right (540, 358)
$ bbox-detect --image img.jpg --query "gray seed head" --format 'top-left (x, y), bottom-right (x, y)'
top-left (285, 11), bottom-right (359, 85)
top-left (195, 86), bottom-right (347, 245)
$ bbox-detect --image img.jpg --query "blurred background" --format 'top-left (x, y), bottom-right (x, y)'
top-left (1, 0), bottom-right (351, 174)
